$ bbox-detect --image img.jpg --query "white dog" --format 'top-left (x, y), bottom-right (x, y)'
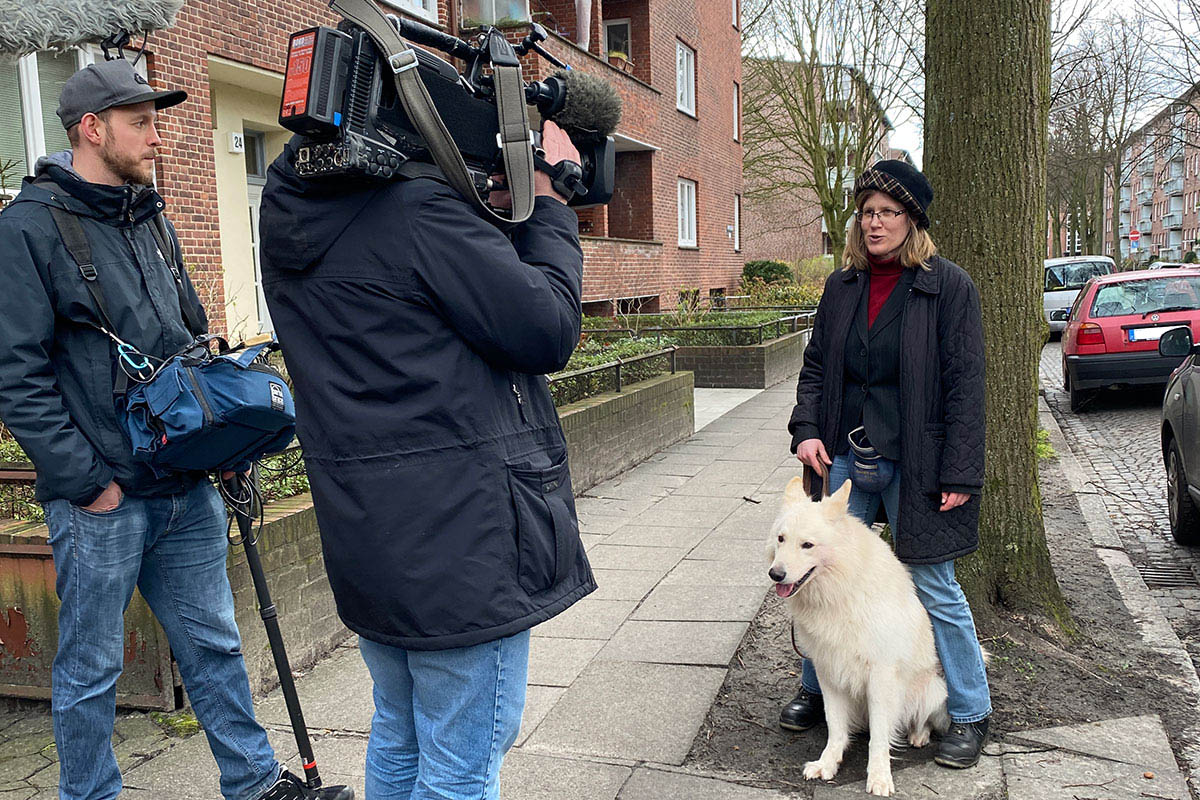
top-left (766, 477), bottom-right (949, 797)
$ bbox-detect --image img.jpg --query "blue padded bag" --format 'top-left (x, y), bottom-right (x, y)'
top-left (123, 341), bottom-right (296, 476)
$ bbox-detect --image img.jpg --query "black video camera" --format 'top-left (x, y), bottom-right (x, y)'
top-left (278, 16), bottom-right (617, 207)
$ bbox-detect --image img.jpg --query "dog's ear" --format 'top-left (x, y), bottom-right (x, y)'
top-left (825, 478), bottom-right (852, 511)
top-left (783, 476), bottom-right (808, 505)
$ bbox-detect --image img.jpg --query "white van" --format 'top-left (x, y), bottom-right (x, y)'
top-left (1044, 255), bottom-right (1115, 333)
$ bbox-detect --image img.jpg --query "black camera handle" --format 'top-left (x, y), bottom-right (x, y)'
top-left (330, 0), bottom-right (536, 225)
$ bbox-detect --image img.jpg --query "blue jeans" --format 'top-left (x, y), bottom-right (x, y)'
top-left (358, 630), bottom-right (530, 800)
top-left (800, 454), bottom-right (992, 723)
top-left (44, 481), bottom-right (280, 800)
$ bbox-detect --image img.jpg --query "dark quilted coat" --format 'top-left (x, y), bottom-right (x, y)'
top-left (787, 255), bottom-right (985, 564)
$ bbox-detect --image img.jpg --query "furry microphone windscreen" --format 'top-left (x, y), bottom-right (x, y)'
top-left (0, 0), bottom-right (184, 58)
top-left (550, 69), bottom-right (622, 145)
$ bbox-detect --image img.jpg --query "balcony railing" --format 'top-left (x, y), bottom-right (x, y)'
top-left (1164, 176), bottom-right (1185, 196)
top-left (1166, 140), bottom-right (1185, 162)
top-left (1139, 159), bottom-right (1156, 175)
top-left (1138, 189), bottom-right (1154, 205)
top-left (1163, 211), bottom-right (1183, 229)
top-left (1119, 223), bottom-right (1131, 237)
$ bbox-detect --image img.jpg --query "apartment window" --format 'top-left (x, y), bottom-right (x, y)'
top-left (604, 18), bottom-right (631, 58)
top-left (733, 194), bottom-right (741, 251)
top-left (676, 41), bottom-right (696, 116)
top-left (733, 82), bottom-right (740, 141)
top-left (460, 0), bottom-right (528, 27)
top-left (678, 178), bottom-right (697, 247)
top-left (0, 49), bottom-right (111, 196)
top-left (382, 0), bottom-right (437, 21)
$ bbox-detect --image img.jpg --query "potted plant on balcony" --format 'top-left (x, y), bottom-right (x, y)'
top-left (607, 50), bottom-right (631, 72)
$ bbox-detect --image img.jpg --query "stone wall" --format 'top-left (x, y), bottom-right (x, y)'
top-left (559, 371), bottom-right (695, 493)
top-left (674, 329), bottom-right (810, 389)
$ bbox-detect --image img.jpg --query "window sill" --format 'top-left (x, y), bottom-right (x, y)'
top-left (377, 0), bottom-right (441, 27)
top-left (677, 107), bottom-right (698, 120)
top-left (678, 244), bottom-right (700, 250)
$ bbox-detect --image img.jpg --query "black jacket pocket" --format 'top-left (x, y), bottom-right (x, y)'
top-left (506, 453), bottom-right (578, 595)
top-left (919, 423), bottom-right (947, 496)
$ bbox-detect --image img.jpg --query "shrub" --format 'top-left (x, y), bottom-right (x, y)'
top-left (743, 259), bottom-right (792, 284)
top-left (1185, 251), bottom-right (1198, 263)
top-left (736, 277), bottom-right (823, 308)
top-left (550, 334), bottom-right (678, 406)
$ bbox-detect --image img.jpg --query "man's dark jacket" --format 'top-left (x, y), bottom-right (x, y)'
top-left (258, 140), bottom-right (596, 650)
top-left (788, 256), bottom-right (986, 564)
top-left (0, 157), bottom-right (207, 506)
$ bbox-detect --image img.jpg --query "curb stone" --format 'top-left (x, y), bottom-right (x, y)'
top-left (1038, 395), bottom-right (1200, 795)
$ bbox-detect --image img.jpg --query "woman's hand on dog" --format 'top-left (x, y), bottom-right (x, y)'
top-left (940, 491), bottom-right (969, 512)
top-left (797, 438), bottom-right (832, 471)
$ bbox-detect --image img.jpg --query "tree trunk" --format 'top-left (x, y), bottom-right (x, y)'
top-left (1111, 157), bottom-right (1124, 267)
top-left (925, 0), bottom-right (1069, 620)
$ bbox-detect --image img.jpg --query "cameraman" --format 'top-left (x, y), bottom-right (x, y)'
top-left (258, 120), bottom-right (595, 799)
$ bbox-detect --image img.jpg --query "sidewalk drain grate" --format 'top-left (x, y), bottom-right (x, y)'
top-left (1136, 561), bottom-right (1200, 590)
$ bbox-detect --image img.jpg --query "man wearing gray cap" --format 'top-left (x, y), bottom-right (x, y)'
top-left (0, 59), bottom-right (326, 800)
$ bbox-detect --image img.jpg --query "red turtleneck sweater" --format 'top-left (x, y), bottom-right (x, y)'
top-left (867, 254), bottom-right (904, 327)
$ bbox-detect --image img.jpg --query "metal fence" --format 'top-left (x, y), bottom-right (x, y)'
top-left (583, 312), bottom-right (816, 348)
top-left (547, 347), bottom-right (678, 406)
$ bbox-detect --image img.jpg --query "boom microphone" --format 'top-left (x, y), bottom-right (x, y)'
top-left (0, 0), bottom-right (183, 58)
top-left (537, 69), bottom-right (622, 146)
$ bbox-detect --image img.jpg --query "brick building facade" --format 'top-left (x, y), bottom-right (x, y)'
top-left (1103, 87), bottom-right (1200, 265)
top-left (1, 0), bottom-right (744, 330)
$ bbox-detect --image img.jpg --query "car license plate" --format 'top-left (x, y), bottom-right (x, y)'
top-left (1128, 326), bottom-right (1179, 342)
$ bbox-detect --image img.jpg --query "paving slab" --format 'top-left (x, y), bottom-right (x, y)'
top-left (585, 544), bottom-right (686, 573)
top-left (1003, 747), bottom-right (1190, 800)
top-left (688, 533), bottom-right (772, 562)
top-left (500, 751), bottom-right (631, 800)
top-left (597, 620), bottom-right (748, 666)
top-left (619, 767), bottom-right (792, 798)
top-left (515, 685), bottom-right (565, 747)
top-left (573, 496), bottom-right (657, 518)
top-left (256, 645), bottom-right (373, 732)
top-left (531, 598), bottom-right (637, 640)
top-left (671, 480), bottom-right (767, 498)
top-left (603, 524), bottom-right (708, 549)
top-left (528, 637), bottom-right (606, 687)
top-left (122, 726), bottom-right (298, 799)
top-left (1004, 715), bottom-right (1179, 774)
top-left (810, 751), bottom-right (1003, 798)
top-left (523, 661), bottom-right (725, 765)
top-left (632, 459), bottom-right (709, 478)
top-left (632, 584), bottom-right (767, 622)
top-left (576, 513), bottom-right (628, 535)
top-left (689, 460), bottom-right (780, 485)
top-left (588, 568), bottom-right (668, 601)
top-left (661, 558), bottom-right (772, 587)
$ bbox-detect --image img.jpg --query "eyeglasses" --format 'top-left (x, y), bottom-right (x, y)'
top-left (854, 209), bottom-right (907, 222)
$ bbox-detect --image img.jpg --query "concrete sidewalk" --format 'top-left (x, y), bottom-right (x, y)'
top-left (6, 381), bottom-right (1197, 799)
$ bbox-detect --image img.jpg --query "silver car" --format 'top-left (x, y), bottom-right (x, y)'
top-left (1044, 256), bottom-right (1114, 333)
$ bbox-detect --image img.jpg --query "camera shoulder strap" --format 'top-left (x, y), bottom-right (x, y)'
top-left (329, 0), bottom-right (536, 226)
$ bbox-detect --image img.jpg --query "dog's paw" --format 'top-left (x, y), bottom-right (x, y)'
top-left (866, 770), bottom-right (895, 796)
top-left (803, 759), bottom-right (839, 782)
top-left (908, 727), bottom-right (931, 748)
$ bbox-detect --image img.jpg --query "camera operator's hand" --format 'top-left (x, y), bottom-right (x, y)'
top-left (489, 121), bottom-right (581, 209)
top-left (536, 121), bottom-right (581, 204)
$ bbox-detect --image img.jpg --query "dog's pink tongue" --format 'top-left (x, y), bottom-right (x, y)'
top-left (775, 583), bottom-right (795, 598)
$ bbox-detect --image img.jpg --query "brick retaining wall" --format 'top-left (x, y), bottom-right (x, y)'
top-left (559, 371), bottom-right (695, 494)
top-left (674, 329), bottom-right (811, 389)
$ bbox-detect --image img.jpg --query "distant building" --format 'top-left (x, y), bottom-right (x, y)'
top-left (0, 0), bottom-right (745, 328)
top-left (739, 59), bottom-right (897, 268)
top-left (1103, 87), bottom-right (1200, 265)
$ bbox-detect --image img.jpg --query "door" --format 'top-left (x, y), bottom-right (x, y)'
top-left (247, 182), bottom-right (273, 334)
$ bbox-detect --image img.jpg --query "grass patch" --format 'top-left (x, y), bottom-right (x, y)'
top-left (1036, 428), bottom-right (1056, 460)
top-left (151, 709), bottom-right (201, 738)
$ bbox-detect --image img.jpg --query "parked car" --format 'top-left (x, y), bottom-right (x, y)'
top-left (1158, 325), bottom-right (1200, 544)
top-left (1044, 256), bottom-right (1114, 334)
top-left (1147, 261), bottom-right (1189, 270)
top-left (1061, 267), bottom-right (1200, 411)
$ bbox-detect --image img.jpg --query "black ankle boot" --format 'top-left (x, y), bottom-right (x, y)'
top-left (779, 687), bottom-right (824, 731)
top-left (935, 717), bottom-right (989, 768)
top-left (258, 770), bottom-right (355, 800)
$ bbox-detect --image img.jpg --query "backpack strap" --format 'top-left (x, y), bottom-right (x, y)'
top-left (148, 214), bottom-right (205, 336)
top-left (45, 205), bottom-right (121, 336)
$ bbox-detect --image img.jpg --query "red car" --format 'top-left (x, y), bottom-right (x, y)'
top-left (1061, 267), bottom-right (1200, 411)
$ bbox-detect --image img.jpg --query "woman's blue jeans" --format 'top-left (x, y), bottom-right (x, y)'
top-left (358, 629), bottom-right (530, 800)
top-left (800, 454), bottom-right (993, 724)
top-left (43, 481), bottom-right (280, 800)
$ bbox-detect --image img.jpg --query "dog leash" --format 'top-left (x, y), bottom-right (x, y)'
top-left (790, 622), bottom-right (806, 659)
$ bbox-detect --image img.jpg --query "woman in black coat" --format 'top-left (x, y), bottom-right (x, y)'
top-left (780, 160), bottom-right (992, 769)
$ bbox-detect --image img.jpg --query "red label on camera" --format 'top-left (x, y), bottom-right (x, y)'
top-left (281, 31), bottom-right (316, 118)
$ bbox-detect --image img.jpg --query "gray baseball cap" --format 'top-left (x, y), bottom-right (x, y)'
top-left (57, 58), bottom-right (187, 130)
